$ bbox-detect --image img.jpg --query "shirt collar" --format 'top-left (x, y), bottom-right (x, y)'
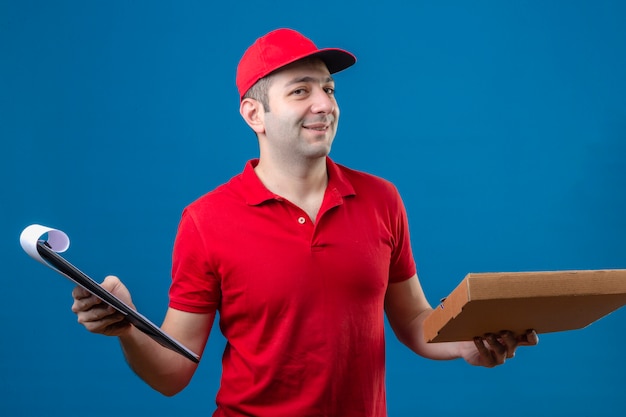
top-left (243, 157), bottom-right (356, 206)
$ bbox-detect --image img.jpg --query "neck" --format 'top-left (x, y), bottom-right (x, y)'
top-left (254, 156), bottom-right (328, 221)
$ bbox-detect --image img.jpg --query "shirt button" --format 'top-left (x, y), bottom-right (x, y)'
top-left (298, 217), bottom-right (306, 224)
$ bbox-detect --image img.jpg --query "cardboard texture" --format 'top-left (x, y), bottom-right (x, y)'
top-left (424, 270), bottom-right (626, 343)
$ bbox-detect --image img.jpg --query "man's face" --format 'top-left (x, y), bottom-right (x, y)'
top-left (260, 59), bottom-right (339, 161)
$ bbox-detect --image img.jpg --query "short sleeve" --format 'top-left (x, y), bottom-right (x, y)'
top-left (388, 188), bottom-right (417, 283)
top-left (169, 208), bottom-right (221, 314)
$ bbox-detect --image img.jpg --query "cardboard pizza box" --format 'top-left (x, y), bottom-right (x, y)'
top-left (423, 270), bottom-right (626, 343)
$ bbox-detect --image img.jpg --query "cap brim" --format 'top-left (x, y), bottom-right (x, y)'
top-left (310, 48), bottom-right (357, 74)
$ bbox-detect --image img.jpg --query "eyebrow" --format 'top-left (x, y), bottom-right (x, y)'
top-left (284, 75), bottom-right (335, 87)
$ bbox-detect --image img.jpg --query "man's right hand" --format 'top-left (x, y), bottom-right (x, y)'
top-left (71, 275), bottom-right (134, 336)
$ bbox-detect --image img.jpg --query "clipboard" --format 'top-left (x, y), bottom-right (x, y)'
top-left (21, 225), bottom-right (199, 363)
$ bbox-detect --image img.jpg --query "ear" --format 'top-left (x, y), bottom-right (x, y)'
top-left (239, 98), bottom-right (265, 134)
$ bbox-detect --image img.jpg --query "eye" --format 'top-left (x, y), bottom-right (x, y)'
top-left (324, 87), bottom-right (335, 95)
top-left (291, 87), bottom-right (308, 96)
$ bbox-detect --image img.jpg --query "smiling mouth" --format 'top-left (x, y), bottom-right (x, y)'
top-left (302, 120), bottom-right (333, 131)
top-left (303, 125), bottom-right (329, 131)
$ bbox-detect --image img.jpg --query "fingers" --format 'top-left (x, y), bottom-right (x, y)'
top-left (520, 329), bottom-right (539, 346)
top-left (70, 276), bottom-right (131, 336)
top-left (473, 333), bottom-right (509, 367)
top-left (474, 329), bottom-right (539, 367)
top-left (498, 331), bottom-right (518, 359)
top-left (75, 301), bottom-right (115, 322)
top-left (71, 290), bottom-right (100, 312)
top-left (473, 337), bottom-right (498, 367)
top-left (101, 275), bottom-right (122, 291)
top-left (71, 275), bottom-right (129, 316)
top-left (71, 275), bottom-right (120, 305)
top-left (74, 301), bottom-right (129, 335)
top-left (71, 285), bottom-right (91, 301)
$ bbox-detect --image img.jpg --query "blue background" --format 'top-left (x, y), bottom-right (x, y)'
top-left (2, 1), bottom-right (625, 415)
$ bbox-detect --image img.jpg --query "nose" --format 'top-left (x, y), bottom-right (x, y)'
top-left (309, 86), bottom-right (335, 115)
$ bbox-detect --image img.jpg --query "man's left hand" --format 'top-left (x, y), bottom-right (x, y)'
top-left (460, 329), bottom-right (539, 367)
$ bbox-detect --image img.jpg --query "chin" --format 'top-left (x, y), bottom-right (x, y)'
top-left (309, 147), bottom-right (332, 159)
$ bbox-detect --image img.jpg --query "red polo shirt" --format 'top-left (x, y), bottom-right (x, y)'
top-left (170, 158), bottom-right (416, 417)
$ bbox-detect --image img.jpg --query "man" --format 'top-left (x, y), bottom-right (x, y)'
top-left (72, 28), bottom-right (538, 416)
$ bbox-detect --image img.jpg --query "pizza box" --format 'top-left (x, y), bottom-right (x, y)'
top-left (423, 269), bottom-right (626, 343)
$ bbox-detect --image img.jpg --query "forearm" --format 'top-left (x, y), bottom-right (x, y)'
top-left (72, 279), bottom-right (208, 395)
top-left (119, 326), bottom-right (198, 396)
top-left (392, 308), bottom-right (464, 361)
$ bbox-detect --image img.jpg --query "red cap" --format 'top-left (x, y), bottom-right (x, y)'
top-left (236, 28), bottom-right (356, 100)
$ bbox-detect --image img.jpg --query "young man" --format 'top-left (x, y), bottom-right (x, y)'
top-left (72, 28), bottom-right (538, 416)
